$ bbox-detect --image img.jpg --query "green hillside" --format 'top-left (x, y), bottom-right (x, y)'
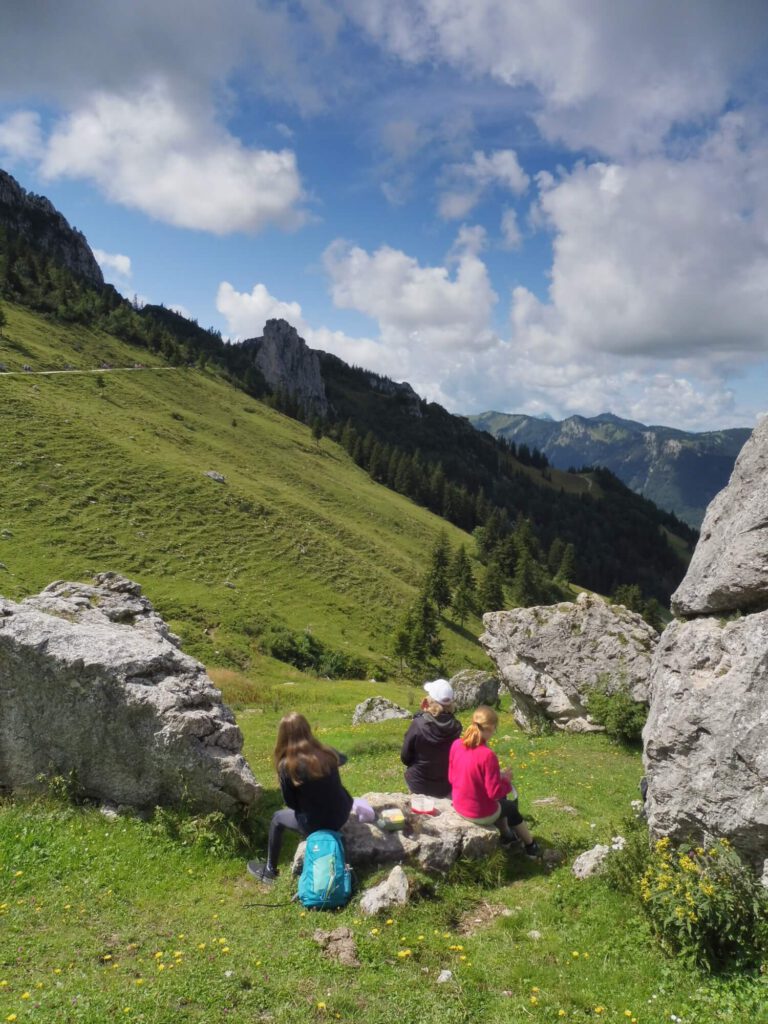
top-left (0, 301), bottom-right (488, 677)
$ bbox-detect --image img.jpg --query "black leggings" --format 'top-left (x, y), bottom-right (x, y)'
top-left (266, 809), bottom-right (306, 869)
top-left (497, 798), bottom-right (523, 830)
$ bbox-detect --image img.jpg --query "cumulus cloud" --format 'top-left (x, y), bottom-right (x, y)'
top-left (344, 0), bottom-right (768, 157)
top-left (93, 249), bottom-right (132, 283)
top-left (323, 230), bottom-right (497, 352)
top-left (500, 208), bottom-right (521, 249)
top-left (22, 81), bottom-right (306, 234)
top-left (438, 148), bottom-right (528, 219)
top-left (0, 111), bottom-right (43, 161)
top-left (511, 112), bottom-right (768, 366)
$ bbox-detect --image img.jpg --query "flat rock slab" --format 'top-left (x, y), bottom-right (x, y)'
top-left (0, 575), bottom-right (260, 814)
top-left (293, 792), bottom-right (499, 874)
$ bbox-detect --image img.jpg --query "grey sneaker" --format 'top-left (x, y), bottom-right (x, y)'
top-left (524, 841), bottom-right (542, 859)
top-left (247, 860), bottom-right (278, 884)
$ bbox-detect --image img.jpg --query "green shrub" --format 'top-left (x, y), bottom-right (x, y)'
top-left (640, 837), bottom-right (768, 969)
top-left (602, 813), bottom-right (652, 894)
top-left (262, 626), bottom-right (368, 679)
top-left (585, 678), bottom-right (647, 743)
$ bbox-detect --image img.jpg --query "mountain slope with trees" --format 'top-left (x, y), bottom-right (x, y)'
top-left (0, 166), bottom-right (694, 630)
top-left (470, 410), bottom-right (750, 528)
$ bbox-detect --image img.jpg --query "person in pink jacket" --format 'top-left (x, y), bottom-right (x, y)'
top-left (448, 705), bottom-right (541, 858)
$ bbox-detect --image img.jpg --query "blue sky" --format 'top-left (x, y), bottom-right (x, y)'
top-left (2, 1), bottom-right (768, 430)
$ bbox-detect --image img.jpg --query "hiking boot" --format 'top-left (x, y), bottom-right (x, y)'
top-left (247, 861), bottom-right (278, 884)
top-left (524, 841), bottom-right (542, 860)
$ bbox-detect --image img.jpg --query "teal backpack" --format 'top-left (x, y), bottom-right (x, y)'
top-left (297, 830), bottom-right (353, 910)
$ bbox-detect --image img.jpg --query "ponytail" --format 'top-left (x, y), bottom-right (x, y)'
top-left (461, 705), bottom-right (498, 749)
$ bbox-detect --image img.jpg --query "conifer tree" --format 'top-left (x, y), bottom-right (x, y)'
top-left (512, 547), bottom-right (543, 607)
top-left (392, 606), bottom-right (414, 672)
top-left (556, 542), bottom-right (576, 583)
top-left (479, 561), bottom-right (505, 612)
top-left (408, 589), bottom-right (443, 667)
top-left (425, 531), bottom-right (452, 612)
top-left (547, 537), bottom-right (565, 574)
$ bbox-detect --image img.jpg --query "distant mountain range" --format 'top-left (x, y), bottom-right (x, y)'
top-left (469, 411), bottom-right (751, 528)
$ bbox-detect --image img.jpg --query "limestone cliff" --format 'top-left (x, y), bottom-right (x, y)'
top-left (0, 168), bottom-right (104, 287)
top-left (242, 318), bottom-right (328, 416)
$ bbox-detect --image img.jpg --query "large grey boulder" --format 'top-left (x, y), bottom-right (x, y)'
top-left (672, 417), bottom-right (768, 616)
top-left (448, 669), bottom-right (500, 710)
top-left (481, 593), bottom-right (657, 731)
top-left (352, 697), bottom-right (411, 725)
top-left (293, 792), bottom-right (499, 874)
top-left (643, 614), bottom-right (768, 868)
top-left (0, 575), bottom-right (260, 815)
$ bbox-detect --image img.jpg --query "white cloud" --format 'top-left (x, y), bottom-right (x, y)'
top-left (438, 148), bottom-right (528, 219)
top-left (24, 81), bottom-right (306, 234)
top-left (0, 110), bottom-right (43, 161)
top-left (216, 281), bottom-right (306, 340)
top-left (511, 112), bottom-right (768, 366)
top-left (323, 231), bottom-right (497, 351)
top-left (93, 248), bottom-right (132, 282)
top-left (345, 0), bottom-right (768, 157)
top-left (500, 208), bottom-right (521, 249)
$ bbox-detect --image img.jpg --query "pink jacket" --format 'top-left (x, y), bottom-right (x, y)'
top-left (448, 738), bottom-right (511, 819)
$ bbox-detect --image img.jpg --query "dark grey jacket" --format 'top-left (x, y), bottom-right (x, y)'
top-left (400, 712), bottom-right (462, 798)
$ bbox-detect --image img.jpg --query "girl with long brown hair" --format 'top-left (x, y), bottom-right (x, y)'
top-left (247, 713), bottom-right (353, 884)
top-left (448, 706), bottom-right (541, 858)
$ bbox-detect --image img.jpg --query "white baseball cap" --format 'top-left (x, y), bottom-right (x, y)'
top-left (423, 679), bottom-right (454, 704)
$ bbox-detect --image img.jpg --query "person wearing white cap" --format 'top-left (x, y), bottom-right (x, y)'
top-left (400, 679), bottom-right (462, 799)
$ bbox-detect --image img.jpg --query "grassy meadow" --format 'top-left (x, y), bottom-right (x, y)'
top-left (2, 676), bottom-right (765, 1024)
top-left (1, 304), bottom-right (765, 1022)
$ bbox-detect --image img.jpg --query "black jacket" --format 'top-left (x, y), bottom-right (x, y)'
top-left (279, 751), bottom-right (353, 835)
top-left (400, 712), bottom-right (463, 798)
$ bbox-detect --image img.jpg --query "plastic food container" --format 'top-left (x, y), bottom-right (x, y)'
top-left (410, 794), bottom-right (436, 815)
top-left (376, 808), bottom-right (406, 831)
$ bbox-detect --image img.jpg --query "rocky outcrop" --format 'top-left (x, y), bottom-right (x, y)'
top-left (481, 593), bottom-right (657, 731)
top-left (352, 697), bottom-right (411, 725)
top-left (0, 169), bottom-right (104, 287)
top-left (448, 669), bottom-right (500, 710)
top-left (671, 416), bottom-right (768, 616)
top-left (643, 615), bottom-right (768, 868)
top-left (244, 319), bottom-right (327, 416)
top-left (645, 416), bottom-right (768, 871)
top-left (0, 574), bottom-right (259, 814)
top-left (366, 374), bottom-right (423, 417)
top-left (293, 792), bottom-right (499, 874)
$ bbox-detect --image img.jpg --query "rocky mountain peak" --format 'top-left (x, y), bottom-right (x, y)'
top-left (245, 318), bottom-right (328, 416)
top-left (0, 168), bottom-right (104, 287)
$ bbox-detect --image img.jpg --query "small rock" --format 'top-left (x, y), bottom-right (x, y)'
top-left (99, 802), bottom-right (119, 820)
top-left (204, 471), bottom-right (226, 483)
top-left (223, 581), bottom-right (236, 589)
top-left (436, 970), bottom-right (453, 984)
top-left (0, 530), bottom-right (12, 539)
top-left (527, 930), bottom-right (543, 941)
top-left (448, 669), bottom-right (500, 710)
top-left (352, 696), bottom-right (411, 725)
top-left (572, 844), bottom-right (612, 879)
top-left (359, 864), bottom-right (410, 915)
